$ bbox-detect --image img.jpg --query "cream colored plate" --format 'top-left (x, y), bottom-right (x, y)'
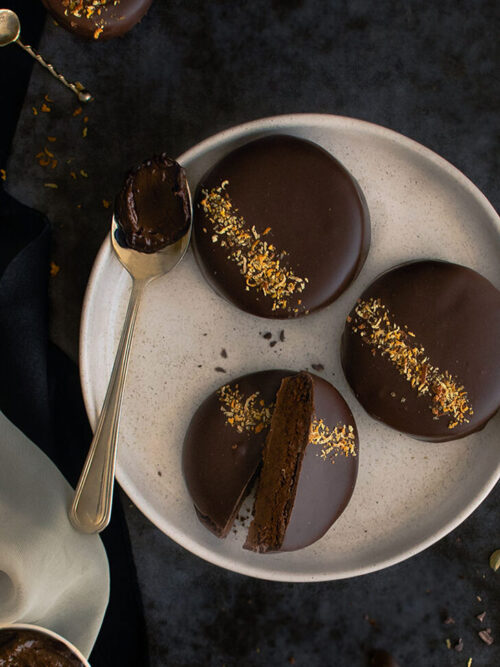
top-left (80, 115), bottom-right (500, 582)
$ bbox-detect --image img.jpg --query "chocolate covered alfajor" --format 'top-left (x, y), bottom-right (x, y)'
top-left (193, 135), bottom-right (370, 319)
top-left (341, 260), bottom-right (500, 441)
top-left (183, 370), bottom-right (359, 551)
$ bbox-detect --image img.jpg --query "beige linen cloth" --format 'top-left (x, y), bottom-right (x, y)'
top-left (0, 410), bottom-right (109, 658)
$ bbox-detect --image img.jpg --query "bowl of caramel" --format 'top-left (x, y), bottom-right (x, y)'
top-left (0, 623), bottom-right (89, 667)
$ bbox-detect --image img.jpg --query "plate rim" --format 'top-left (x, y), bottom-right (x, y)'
top-left (80, 113), bottom-right (500, 582)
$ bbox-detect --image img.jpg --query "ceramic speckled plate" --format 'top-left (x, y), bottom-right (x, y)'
top-left (80, 115), bottom-right (500, 582)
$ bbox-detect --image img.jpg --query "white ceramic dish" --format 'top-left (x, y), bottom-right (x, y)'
top-left (80, 114), bottom-right (500, 582)
top-left (0, 624), bottom-right (90, 665)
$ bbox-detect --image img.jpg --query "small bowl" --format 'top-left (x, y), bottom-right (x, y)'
top-left (0, 623), bottom-right (90, 666)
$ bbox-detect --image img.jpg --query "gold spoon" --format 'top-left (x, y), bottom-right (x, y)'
top-left (69, 189), bottom-right (193, 533)
top-left (0, 9), bottom-right (92, 103)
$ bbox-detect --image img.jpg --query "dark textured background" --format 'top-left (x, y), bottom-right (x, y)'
top-left (4, 1), bottom-right (499, 665)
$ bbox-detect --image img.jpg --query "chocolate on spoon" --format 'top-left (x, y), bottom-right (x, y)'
top-left (115, 154), bottom-right (191, 253)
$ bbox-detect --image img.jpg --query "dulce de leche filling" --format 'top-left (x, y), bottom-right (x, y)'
top-left (0, 629), bottom-right (84, 667)
top-left (115, 154), bottom-right (191, 253)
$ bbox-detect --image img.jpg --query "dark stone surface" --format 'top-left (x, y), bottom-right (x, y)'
top-left (4, 0), bottom-right (499, 665)
top-left (124, 492), bottom-right (500, 667)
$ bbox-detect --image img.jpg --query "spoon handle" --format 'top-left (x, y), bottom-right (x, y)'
top-left (16, 39), bottom-right (93, 103)
top-left (69, 279), bottom-right (146, 533)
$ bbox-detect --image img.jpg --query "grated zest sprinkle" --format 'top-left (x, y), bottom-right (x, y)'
top-left (218, 384), bottom-right (273, 434)
top-left (309, 419), bottom-right (357, 462)
top-left (350, 297), bottom-right (473, 429)
top-left (62, 0), bottom-right (120, 38)
top-left (200, 182), bottom-right (307, 313)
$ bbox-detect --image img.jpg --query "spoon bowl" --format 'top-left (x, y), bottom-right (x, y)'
top-left (0, 8), bottom-right (92, 102)
top-left (0, 9), bottom-right (20, 46)
top-left (111, 216), bottom-right (192, 282)
top-left (70, 181), bottom-right (193, 533)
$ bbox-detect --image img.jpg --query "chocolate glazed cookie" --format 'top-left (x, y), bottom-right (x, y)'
top-left (341, 260), bottom-right (500, 442)
top-left (193, 135), bottom-right (370, 319)
top-left (41, 0), bottom-right (153, 41)
top-left (183, 370), bottom-right (359, 552)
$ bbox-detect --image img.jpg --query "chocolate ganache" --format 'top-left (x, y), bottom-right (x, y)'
top-left (183, 370), bottom-right (358, 551)
top-left (193, 135), bottom-right (370, 319)
top-left (41, 0), bottom-right (153, 41)
top-left (115, 154), bottom-right (191, 253)
top-left (0, 629), bottom-right (84, 667)
top-left (341, 260), bottom-right (500, 442)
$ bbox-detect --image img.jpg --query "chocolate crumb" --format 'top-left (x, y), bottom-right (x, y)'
top-left (220, 348), bottom-right (228, 358)
top-left (197, 364), bottom-right (202, 368)
top-left (215, 367), bottom-right (226, 373)
top-left (157, 471), bottom-right (162, 477)
top-left (280, 330), bottom-right (285, 342)
top-left (476, 612), bottom-right (486, 623)
top-left (478, 629), bottom-right (494, 645)
top-left (262, 332), bottom-right (272, 339)
top-left (364, 614), bottom-right (379, 630)
top-left (454, 637), bottom-right (463, 652)
top-left (203, 333), bottom-right (208, 336)
top-left (270, 341), bottom-right (277, 347)
top-left (311, 363), bottom-right (324, 371)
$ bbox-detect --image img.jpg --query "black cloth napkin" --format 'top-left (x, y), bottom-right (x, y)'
top-left (0, 189), bottom-right (149, 665)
